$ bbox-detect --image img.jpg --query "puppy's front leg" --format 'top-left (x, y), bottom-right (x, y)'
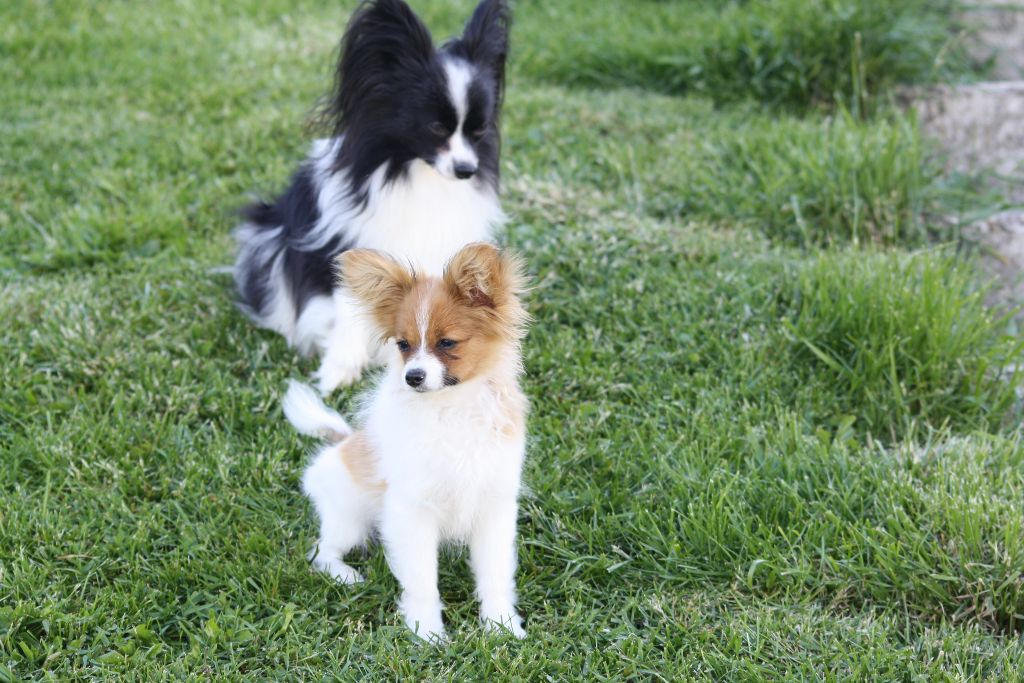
top-left (470, 499), bottom-right (526, 638)
top-left (380, 503), bottom-right (445, 642)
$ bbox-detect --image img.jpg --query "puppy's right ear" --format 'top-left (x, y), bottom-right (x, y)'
top-left (338, 250), bottom-right (414, 336)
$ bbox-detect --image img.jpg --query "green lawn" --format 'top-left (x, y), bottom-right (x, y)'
top-left (2, 0), bottom-right (1023, 679)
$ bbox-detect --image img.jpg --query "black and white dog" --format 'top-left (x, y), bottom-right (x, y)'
top-left (234, 0), bottom-right (509, 393)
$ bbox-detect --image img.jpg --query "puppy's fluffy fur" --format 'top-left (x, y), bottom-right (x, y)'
top-left (235, 0), bottom-right (510, 394)
top-left (284, 243), bottom-right (529, 641)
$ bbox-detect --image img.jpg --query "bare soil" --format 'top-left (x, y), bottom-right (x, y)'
top-left (915, 2), bottom-right (1024, 316)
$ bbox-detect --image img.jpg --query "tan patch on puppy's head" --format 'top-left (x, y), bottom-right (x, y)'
top-left (413, 243), bottom-right (528, 387)
top-left (341, 244), bottom-right (529, 391)
top-left (338, 249), bottom-right (414, 339)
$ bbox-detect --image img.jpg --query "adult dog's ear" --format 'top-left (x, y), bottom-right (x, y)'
top-left (460, 0), bottom-right (510, 92)
top-left (344, 0), bottom-right (435, 70)
top-left (338, 249), bottom-right (414, 336)
top-left (323, 0), bottom-right (436, 136)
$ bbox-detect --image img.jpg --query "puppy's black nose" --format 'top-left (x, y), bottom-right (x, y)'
top-left (453, 163), bottom-right (476, 179)
top-left (405, 369), bottom-right (426, 387)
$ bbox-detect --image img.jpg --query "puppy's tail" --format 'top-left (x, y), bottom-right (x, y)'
top-left (283, 380), bottom-right (351, 443)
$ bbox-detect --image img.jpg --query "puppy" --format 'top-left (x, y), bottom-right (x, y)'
top-left (235, 0), bottom-right (510, 393)
top-left (284, 243), bottom-right (529, 641)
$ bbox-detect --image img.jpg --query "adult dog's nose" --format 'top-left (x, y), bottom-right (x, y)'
top-left (453, 162), bottom-right (477, 179)
top-left (405, 368), bottom-right (426, 387)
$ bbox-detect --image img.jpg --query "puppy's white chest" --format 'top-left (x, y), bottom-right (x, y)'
top-left (415, 429), bottom-right (521, 537)
top-left (370, 385), bottom-right (525, 537)
top-left (390, 404), bottom-right (521, 485)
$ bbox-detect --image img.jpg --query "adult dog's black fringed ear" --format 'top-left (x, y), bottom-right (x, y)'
top-left (455, 0), bottom-right (511, 102)
top-left (326, 0), bottom-right (437, 138)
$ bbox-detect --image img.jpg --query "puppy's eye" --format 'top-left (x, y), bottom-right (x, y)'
top-left (468, 127), bottom-right (486, 140)
top-left (396, 339), bottom-right (411, 352)
top-left (437, 338), bottom-right (457, 350)
top-left (428, 121), bottom-right (450, 137)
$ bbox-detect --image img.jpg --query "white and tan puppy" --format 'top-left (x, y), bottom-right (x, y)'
top-left (284, 243), bottom-right (529, 641)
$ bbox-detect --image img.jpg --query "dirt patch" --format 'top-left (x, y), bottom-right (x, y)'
top-left (919, 78), bottom-right (1024, 317)
top-left (915, 2), bottom-right (1024, 191)
top-left (916, 81), bottom-right (1024, 199)
top-left (966, 210), bottom-right (1024, 316)
top-left (912, 3), bottom-right (1024, 318)
top-left (963, 2), bottom-right (1024, 82)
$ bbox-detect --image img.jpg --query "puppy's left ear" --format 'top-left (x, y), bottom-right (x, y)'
top-left (461, 0), bottom-right (510, 88)
top-left (443, 242), bottom-right (525, 312)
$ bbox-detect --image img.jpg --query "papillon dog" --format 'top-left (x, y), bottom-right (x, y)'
top-left (234, 0), bottom-right (510, 394)
top-left (283, 243), bottom-right (530, 641)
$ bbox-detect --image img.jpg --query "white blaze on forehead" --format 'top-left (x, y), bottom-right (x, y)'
top-left (436, 58), bottom-right (479, 177)
top-left (405, 281), bottom-right (445, 391)
top-left (443, 58), bottom-right (474, 124)
top-left (415, 280), bottom-right (435, 344)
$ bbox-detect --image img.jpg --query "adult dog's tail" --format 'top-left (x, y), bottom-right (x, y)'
top-left (233, 161), bottom-right (342, 356)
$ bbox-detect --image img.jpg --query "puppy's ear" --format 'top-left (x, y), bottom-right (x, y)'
top-left (444, 243), bottom-right (500, 309)
top-left (444, 242), bottom-right (525, 308)
top-left (460, 0), bottom-right (509, 88)
top-left (338, 249), bottom-right (414, 335)
top-left (445, 243), bottom-right (529, 340)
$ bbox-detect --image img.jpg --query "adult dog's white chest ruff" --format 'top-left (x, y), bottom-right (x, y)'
top-left (311, 139), bottom-right (504, 276)
top-left (357, 161), bottom-right (504, 274)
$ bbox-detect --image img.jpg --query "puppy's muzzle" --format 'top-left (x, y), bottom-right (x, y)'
top-left (405, 368), bottom-right (426, 388)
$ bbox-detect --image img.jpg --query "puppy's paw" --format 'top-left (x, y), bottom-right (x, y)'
top-left (322, 561), bottom-right (365, 585)
top-left (481, 611), bottom-right (526, 639)
top-left (404, 614), bottom-right (447, 644)
top-left (308, 549), bottom-right (364, 584)
top-left (400, 598), bottom-right (446, 644)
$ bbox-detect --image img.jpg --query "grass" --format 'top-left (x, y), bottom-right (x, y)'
top-left (513, 0), bottom-right (972, 108)
top-left (2, 0), bottom-right (1023, 680)
top-left (686, 110), bottom-right (941, 246)
top-left (473, 91), bottom-right (974, 248)
top-left (785, 249), bottom-right (1023, 437)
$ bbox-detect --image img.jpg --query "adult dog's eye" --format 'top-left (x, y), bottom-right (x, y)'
top-left (437, 338), bottom-right (457, 350)
top-left (428, 121), bottom-right (450, 137)
top-left (397, 339), bottom-right (411, 352)
top-left (468, 126), bottom-right (486, 140)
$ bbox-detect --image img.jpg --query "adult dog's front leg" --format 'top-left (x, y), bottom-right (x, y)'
top-left (314, 290), bottom-right (375, 394)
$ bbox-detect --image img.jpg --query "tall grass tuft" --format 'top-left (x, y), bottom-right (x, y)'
top-left (784, 250), bottom-right (1022, 439)
top-left (518, 0), bottom-right (971, 108)
top-left (686, 110), bottom-right (941, 246)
